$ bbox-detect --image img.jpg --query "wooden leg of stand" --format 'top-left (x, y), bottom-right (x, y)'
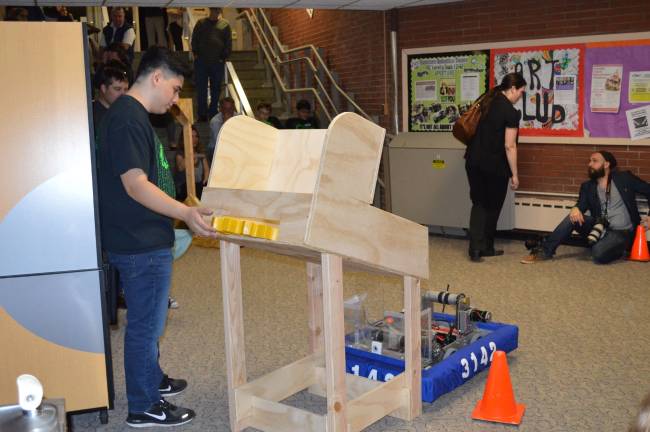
top-left (306, 262), bottom-right (324, 354)
top-left (321, 253), bottom-right (347, 432)
top-left (220, 240), bottom-right (247, 431)
top-left (402, 275), bottom-right (422, 420)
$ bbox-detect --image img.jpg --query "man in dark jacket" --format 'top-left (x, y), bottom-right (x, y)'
top-left (522, 151), bottom-right (650, 264)
top-left (191, 7), bottom-right (232, 121)
top-left (100, 7), bottom-right (136, 62)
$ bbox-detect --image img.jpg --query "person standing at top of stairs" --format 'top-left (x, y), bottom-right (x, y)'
top-left (191, 7), bottom-right (232, 122)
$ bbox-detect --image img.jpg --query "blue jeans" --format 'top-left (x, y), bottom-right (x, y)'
top-left (107, 248), bottom-right (173, 413)
top-left (195, 58), bottom-right (225, 119)
top-left (542, 215), bottom-right (634, 264)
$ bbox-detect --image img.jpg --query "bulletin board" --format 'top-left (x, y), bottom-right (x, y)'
top-left (407, 51), bottom-right (489, 132)
top-left (583, 39), bottom-right (650, 138)
top-left (402, 31), bottom-right (650, 145)
top-left (491, 43), bottom-right (584, 137)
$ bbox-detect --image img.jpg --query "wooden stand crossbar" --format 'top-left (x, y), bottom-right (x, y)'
top-left (204, 112), bottom-right (429, 431)
top-left (220, 244), bottom-right (422, 432)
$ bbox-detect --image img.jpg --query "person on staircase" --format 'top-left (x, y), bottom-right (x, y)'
top-left (191, 7), bottom-right (231, 122)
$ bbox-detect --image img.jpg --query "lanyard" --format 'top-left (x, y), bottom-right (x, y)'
top-left (600, 176), bottom-right (611, 220)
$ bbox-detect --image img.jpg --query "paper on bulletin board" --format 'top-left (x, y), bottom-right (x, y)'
top-left (408, 52), bottom-right (488, 132)
top-left (554, 75), bottom-right (577, 104)
top-left (590, 64), bottom-right (623, 113)
top-left (626, 105), bottom-right (650, 140)
top-left (491, 44), bottom-right (584, 136)
top-left (629, 71), bottom-right (650, 104)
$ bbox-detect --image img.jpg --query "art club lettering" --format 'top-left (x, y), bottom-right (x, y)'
top-left (514, 59), bottom-right (566, 124)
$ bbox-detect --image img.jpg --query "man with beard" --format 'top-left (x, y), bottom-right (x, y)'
top-left (521, 151), bottom-right (650, 264)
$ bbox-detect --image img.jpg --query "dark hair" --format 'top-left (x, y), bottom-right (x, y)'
top-left (209, 8), bottom-right (222, 15)
top-left (256, 102), bottom-right (272, 111)
top-left (135, 46), bottom-right (186, 83)
top-left (480, 72), bottom-right (527, 119)
top-left (6, 7), bottom-right (29, 21)
top-left (95, 60), bottom-right (129, 89)
top-left (296, 99), bottom-right (311, 111)
top-left (219, 96), bottom-right (235, 107)
top-left (598, 151), bottom-right (618, 170)
top-left (105, 42), bottom-right (131, 66)
top-left (177, 125), bottom-right (205, 155)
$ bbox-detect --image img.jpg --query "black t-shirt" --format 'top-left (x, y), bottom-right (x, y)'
top-left (92, 100), bottom-right (108, 134)
top-left (285, 116), bottom-right (319, 129)
top-left (263, 116), bottom-right (283, 129)
top-left (98, 95), bottom-right (176, 253)
top-left (467, 93), bottom-right (520, 177)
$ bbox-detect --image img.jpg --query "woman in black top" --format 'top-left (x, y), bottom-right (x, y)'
top-left (466, 72), bottom-right (526, 262)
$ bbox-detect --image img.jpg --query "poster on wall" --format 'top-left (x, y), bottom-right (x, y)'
top-left (491, 44), bottom-right (585, 136)
top-left (629, 71), bottom-right (650, 103)
top-left (584, 41), bottom-right (650, 138)
top-left (408, 51), bottom-right (488, 132)
top-left (626, 105), bottom-right (650, 140)
top-left (590, 64), bottom-right (623, 113)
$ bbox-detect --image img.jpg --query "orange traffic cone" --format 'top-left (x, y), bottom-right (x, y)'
top-left (629, 225), bottom-right (650, 262)
top-left (472, 350), bottom-right (525, 425)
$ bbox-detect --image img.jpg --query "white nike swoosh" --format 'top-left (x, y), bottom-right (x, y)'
top-left (160, 385), bottom-right (172, 391)
top-left (146, 412), bottom-right (167, 421)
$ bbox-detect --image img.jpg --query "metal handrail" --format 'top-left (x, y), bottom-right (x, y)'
top-left (253, 9), bottom-right (372, 121)
top-left (248, 12), bottom-right (337, 115)
top-left (239, 8), bottom-right (371, 123)
top-left (243, 10), bottom-right (333, 122)
top-left (238, 8), bottom-right (392, 210)
top-left (224, 61), bottom-right (253, 117)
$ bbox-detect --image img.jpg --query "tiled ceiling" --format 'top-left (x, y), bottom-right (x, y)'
top-left (7, 0), bottom-right (460, 9)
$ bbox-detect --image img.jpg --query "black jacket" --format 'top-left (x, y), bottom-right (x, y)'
top-left (575, 170), bottom-right (650, 227)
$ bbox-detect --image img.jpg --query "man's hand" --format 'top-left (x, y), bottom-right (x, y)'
top-left (182, 206), bottom-right (217, 238)
top-left (569, 207), bottom-right (585, 226)
top-left (510, 175), bottom-right (519, 190)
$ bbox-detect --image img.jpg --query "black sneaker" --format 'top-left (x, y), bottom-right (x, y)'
top-left (159, 375), bottom-right (187, 397)
top-left (126, 399), bottom-right (195, 428)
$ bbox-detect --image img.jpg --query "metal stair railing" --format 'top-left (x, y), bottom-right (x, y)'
top-left (238, 8), bottom-right (392, 211)
top-left (224, 61), bottom-right (254, 118)
top-left (240, 8), bottom-right (373, 124)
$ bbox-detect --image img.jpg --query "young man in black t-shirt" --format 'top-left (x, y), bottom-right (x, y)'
top-left (285, 99), bottom-right (320, 129)
top-left (92, 60), bottom-right (129, 134)
top-left (98, 46), bottom-right (216, 428)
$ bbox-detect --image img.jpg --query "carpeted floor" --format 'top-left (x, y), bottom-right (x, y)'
top-left (69, 235), bottom-right (650, 432)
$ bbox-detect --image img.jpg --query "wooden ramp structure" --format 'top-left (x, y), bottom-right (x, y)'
top-left (200, 112), bottom-right (429, 432)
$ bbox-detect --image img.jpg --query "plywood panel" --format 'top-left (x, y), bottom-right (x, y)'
top-left (306, 195), bottom-right (429, 279)
top-left (316, 112), bottom-right (385, 205)
top-left (268, 129), bottom-right (324, 193)
top-left (200, 188), bottom-right (312, 243)
top-left (209, 116), bottom-right (278, 190)
top-left (209, 116), bottom-right (323, 194)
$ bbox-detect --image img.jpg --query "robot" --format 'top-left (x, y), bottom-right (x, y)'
top-left (345, 289), bottom-right (492, 368)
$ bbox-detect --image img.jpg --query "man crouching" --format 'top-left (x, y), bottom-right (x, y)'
top-left (522, 151), bottom-right (650, 264)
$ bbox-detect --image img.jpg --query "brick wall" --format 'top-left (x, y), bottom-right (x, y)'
top-left (266, 9), bottom-right (390, 124)
top-left (268, 1), bottom-right (650, 193)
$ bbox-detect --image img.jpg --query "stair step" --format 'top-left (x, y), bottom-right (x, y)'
top-left (229, 50), bottom-right (259, 61)
top-left (232, 69), bottom-right (267, 80)
top-left (242, 87), bottom-right (274, 99)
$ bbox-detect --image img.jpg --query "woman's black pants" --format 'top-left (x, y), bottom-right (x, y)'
top-left (465, 164), bottom-right (509, 255)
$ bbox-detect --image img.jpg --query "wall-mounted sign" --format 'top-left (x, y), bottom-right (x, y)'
top-left (408, 52), bottom-right (488, 132)
top-left (491, 44), bottom-right (585, 137)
